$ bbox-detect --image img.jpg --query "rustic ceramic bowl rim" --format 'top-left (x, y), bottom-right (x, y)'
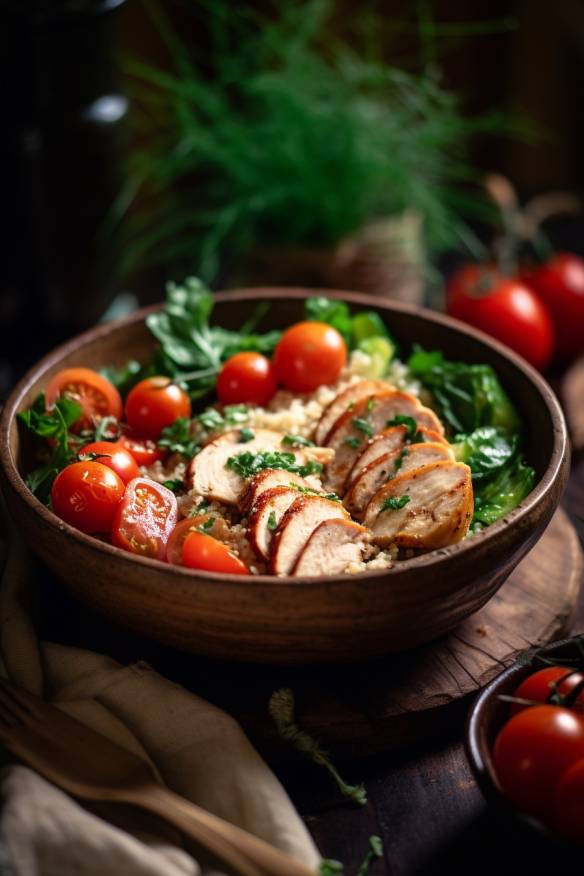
top-left (0, 287), bottom-right (568, 587)
top-left (465, 633), bottom-right (584, 838)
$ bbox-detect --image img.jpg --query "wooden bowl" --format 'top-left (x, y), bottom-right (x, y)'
top-left (0, 288), bottom-right (569, 665)
top-left (465, 635), bottom-right (584, 840)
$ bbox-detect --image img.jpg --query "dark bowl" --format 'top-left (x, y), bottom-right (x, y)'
top-left (0, 288), bottom-right (570, 664)
top-left (465, 634), bottom-right (584, 839)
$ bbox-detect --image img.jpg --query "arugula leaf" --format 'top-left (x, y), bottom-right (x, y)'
top-left (146, 277), bottom-right (281, 399)
top-left (407, 346), bottom-right (519, 435)
top-left (472, 458), bottom-right (535, 529)
top-left (381, 495), bottom-right (410, 511)
top-left (17, 394), bottom-right (83, 504)
top-left (452, 426), bottom-right (518, 483)
top-left (158, 417), bottom-right (199, 458)
top-left (304, 298), bottom-right (352, 344)
top-left (226, 451), bottom-right (323, 479)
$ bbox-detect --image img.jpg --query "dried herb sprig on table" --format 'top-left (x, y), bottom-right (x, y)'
top-left (118, 0), bottom-right (527, 283)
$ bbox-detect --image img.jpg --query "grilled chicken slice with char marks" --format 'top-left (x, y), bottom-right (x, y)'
top-left (350, 425), bottom-right (450, 483)
top-left (240, 468), bottom-right (323, 514)
top-left (363, 460), bottom-right (473, 550)
top-left (247, 486), bottom-right (305, 560)
top-left (292, 519), bottom-right (370, 576)
top-left (187, 428), bottom-right (309, 506)
top-left (344, 442), bottom-right (454, 519)
top-left (314, 380), bottom-right (389, 445)
top-left (324, 390), bottom-right (444, 494)
top-left (270, 496), bottom-right (349, 575)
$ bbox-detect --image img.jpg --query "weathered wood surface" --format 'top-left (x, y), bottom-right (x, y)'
top-left (562, 354), bottom-right (584, 451)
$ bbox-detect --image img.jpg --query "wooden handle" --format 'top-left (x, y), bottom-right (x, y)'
top-left (129, 784), bottom-right (316, 876)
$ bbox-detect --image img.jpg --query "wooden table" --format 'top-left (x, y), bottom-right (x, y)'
top-left (33, 452), bottom-right (584, 874)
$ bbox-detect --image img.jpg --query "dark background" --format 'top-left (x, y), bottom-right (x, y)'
top-left (2, 0), bottom-right (584, 384)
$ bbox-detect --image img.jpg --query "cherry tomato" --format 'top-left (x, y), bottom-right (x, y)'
top-left (46, 367), bottom-right (122, 433)
top-left (124, 377), bottom-right (191, 440)
top-left (521, 253), bottom-right (584, 359)
top-left (511, 666), bottom-right (584, 716)
top-left (118, 430), bottom-right (165, 467)
top-left (273, 321), bottom-right (347, 393)
top-left (493, 704), bottom-right (584, 820)
top-left (51, 461), bottom-right (125, 534)
top-left (166, 515), bottom-right (215, 565)
top-left (446, 264), bottom-right (555, 370)
top-left (217, 352), bottom-right (278, 406)
top-left (79, 441), bottom-right (140, 486)
top-left (182, 531), bottom-right (249, 575)
top-left (553, 758), bottom-right (584, 840)
top-left (111, 477), bottom-right (177, 559)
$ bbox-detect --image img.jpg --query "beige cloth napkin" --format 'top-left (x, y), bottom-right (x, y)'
top-left (0, 498), bottom-right (321, 875)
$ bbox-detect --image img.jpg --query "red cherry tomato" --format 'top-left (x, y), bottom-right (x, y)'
top-left (166, 515), bottom-right (215, 565)
top-left (46, 367), bottom-right (122, 433)
top-left (111, 477), bottom-right (177, 559)
top-left (79, 441), bottom-right (140, 485)
top-left (273, 321), bottom-right (347, 393)
top-left (446, 264), bottom-right (555, 370)
top-left (51, 461), bottom-right (125, 534)
top-left (118, 430), bottom-right (165, 467)
top-left (553, 758), bottom-right (584, 841)
top-left (182, 531), bottom-right (249, 575)
top-left (521, 253), bottom-right (584, 359)
top-left (124, 377), bottom-right (191, 440)
top-left (511, 666), bottom-right (584, 716)
top-left (493, 704), bottom-right (584, 821)
top-left (217, 352), bottom-right (278, 406)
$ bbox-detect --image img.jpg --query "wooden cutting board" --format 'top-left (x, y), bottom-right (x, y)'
top-left (36, 508), bottom-right (583, 759)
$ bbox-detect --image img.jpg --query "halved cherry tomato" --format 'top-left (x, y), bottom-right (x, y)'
top-left (46, 367), bottom-right (122, 433)
top-left (118, 430), bottom-right (165, 467)
top-left (493, 704), bottom-right (584, 821)
top-left (166, 515), bottom-right (214, 565)
top-left (511, 666), bottom-right (584, 716)
top-left (182, 531), bottom-right (249, 575)
top-left (51, 461), bottom-right (125, 533)
top-left (521, 253), bottom-right (584, 359)
top-left (217, 352), bottom-right (278, 406)
top-left (111, 477), bottom-right (177, 559)
top-left (124, 376), bottom-right (191, 440)
top-left (446, 263), bottom-right (555, 370)
top-left (273, 321), bottom-right (347, 393)
top-left (79, 441), bottom-right (140, 485)
top-left (553, 758), bottom-right (584, 840)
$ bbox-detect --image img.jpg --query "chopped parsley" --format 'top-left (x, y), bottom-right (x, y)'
top-left (380, 494), bottom-right (411, 511)
top-left (188, 499), bottom-right (211, 517)
top-left (289, 483), bottom-right (341, 502)
top-left (353, 417), bottom-right (374, 437)
top-left (196, 404), bottom-right (249, 435)
top-left (385, 415), bottom-right (423, 443)
top-left (366, 398), bottom-right (376, 412)
top-left (267, 511), bottom-right (278, 531)
top-left (344, 436), bottom-right (362, 449)
top-left (197, 517), bottom-right (215, 533)
top-left (282, 433), bottom-right (315, 448)
top-left (239, 427), bottom-right (255, 442)
top-left (226, 451), bottom-right (323, 479)
top-left (158, 417), bottom-right (199, 457)
top-left (162, 479), bottom-right (184, 493)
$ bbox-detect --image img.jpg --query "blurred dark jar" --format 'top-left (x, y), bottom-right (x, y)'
top-left (0, 0), bottom-right (128, 391)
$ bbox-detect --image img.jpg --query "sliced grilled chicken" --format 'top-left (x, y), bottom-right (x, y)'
top-left (344, 442), bottom-right (455, 519)
top-left (363, 460), bottom-right (473, 550)
top-left (240, 468), bottom-right (323, 514)
top-left (270, 496), bottom-right (349, 575)
top-left (292, 519), bottom-right (370, 576)
top-left (350, 424), bottom-right (451, 481)
top-left (187, 428), bottom-right (305, 506)
top-left (248, 486), bottom-right (304, 560)
top-left (324, 390), bottom-right (445, 493)
top-left (314, 380), bottom-right (389, 445)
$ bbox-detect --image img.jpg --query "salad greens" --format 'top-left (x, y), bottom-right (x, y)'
top-left (407, 347), bottom-right (534, 529)
top-left (17, 395), bottom-right (83, 504)
top-left (226, 451), bottom-right (323, 480)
